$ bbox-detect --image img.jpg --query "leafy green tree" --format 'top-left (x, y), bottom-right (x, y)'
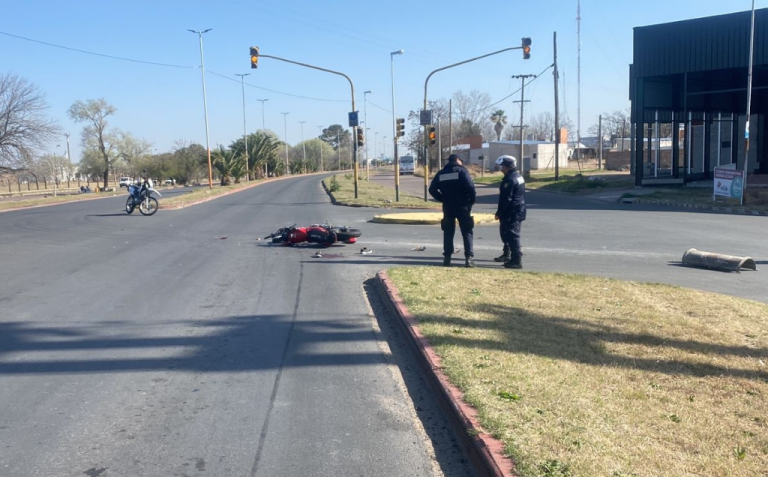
top-left (68, 98), bottom-right (117, 188)
top-left (319, 124), bottom-right (351, 150)
top-left (248, 131), bottom-right (282, 178)
top-left (212, 146), bottom-right (246, 185)
top-left (171, 141), bottom-right (206, 185)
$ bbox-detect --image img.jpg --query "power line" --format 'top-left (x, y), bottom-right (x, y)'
top-left (206, 70), bottom-right (347, 103)
top-left (465, 63), bottom-right (554, 116)
top-left (0, 31), bottom-right (194, 69)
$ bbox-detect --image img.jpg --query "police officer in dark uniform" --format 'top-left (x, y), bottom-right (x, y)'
top-left (429, 154), bottom-right (477, 268)
top-left (494, 155), bottom-right (526, 269)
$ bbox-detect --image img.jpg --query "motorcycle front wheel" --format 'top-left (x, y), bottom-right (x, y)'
top-left (126, 197), bottom-right (135, 214)
top-left (139, 197), bottom-right (159, 216)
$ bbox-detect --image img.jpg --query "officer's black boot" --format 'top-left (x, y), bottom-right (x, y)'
top-left (494, 250), bottom-right (511, 263)
top-left (465, 256), bottom-right (475, 268)
top-left (504, 254), bottom-right (522, 269)
top-left (443, 256), bottom-right (451, 267)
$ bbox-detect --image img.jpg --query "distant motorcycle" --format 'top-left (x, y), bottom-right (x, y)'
top-left (126, 178), bottom-right (161, 216)
top-left (265, 224), bottom-right (362, 246)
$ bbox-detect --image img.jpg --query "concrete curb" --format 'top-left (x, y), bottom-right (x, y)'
top-left (371, 212), bottom-right (497, 225)
top-left (374, 271), bottom-right (518, 477)
top-left (321, 178), bottom-right (441, 210)
top-left (629, 198), bottom-right (768, 216)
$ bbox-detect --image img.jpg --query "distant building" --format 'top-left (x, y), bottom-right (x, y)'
top-left (488, 141), bottom-right (569, 171)
top-left (631, 8), bottom-right (767, 185)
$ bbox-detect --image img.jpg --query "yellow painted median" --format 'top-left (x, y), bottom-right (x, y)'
top-left (371, 212), bottom-right (496, 225)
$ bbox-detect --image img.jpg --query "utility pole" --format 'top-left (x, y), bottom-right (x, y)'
top-left (437, 120), bottom-right (442, 167)
top-left (337, 132), bottom-right (341, 170)
top-left (743, 0), bottom-right (756, 205)
top-left (577, 0), bottom-right (582, 168)
top-left (448, 99), bottom-right (452, 167)
top-left (299, 121), bottom-right (307, 173)
top-left (512, 74), bottom-right (536, 176)
top-left (598, 114), bottom-right (603, 170)
top-left (554, 31), bottom-right (560, 180)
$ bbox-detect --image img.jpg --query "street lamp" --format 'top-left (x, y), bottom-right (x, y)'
top-left (299, 121), bottom-right (307, 172)
top-left (235, 73), bottom-right (250, 181)
top-left (391, 49), bottom-right (404, 201)
top-left (317, 126), bottom-right (324, 172)
top-left (364, 90), bottom-right (372, 180)
top-left (281, 112), bottom-right (290, 174)
top-left (188, 28), bottom-right (214, 189)
top-left (383, 136), bottom-right (388, 161)
top-left (257, 98), bottom-right (269, 132)
top-left (374, 132), bottom-right (379, 162)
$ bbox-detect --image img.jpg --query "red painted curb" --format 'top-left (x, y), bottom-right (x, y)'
top-left (375, 271), bottom-right (519, 477)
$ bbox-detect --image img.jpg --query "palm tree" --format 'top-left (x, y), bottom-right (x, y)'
top-left (248, 132), bottom-right (281, 178)
top-left (490, 109), bottom-right (508, 141)
top-left (212, 146), bottom-right (246, 185)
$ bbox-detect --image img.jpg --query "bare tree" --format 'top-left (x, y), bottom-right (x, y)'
top-left (68, 98), bottom-right (117, 188)
top-left (528, 112), bottom-right (555, 141)
top-left (452, 90), bottom-right (491, 138)
top-left (0, 73), bottom-right (60, 173)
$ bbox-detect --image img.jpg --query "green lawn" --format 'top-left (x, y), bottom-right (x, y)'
top-left (323, 174), bottom-right (438, 209)
top-left (476, 169), bottom-right (634, 195)
top-left (387, 267), bottom-right (768, 477)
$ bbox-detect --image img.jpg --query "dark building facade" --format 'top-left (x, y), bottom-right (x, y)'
top-left (631, 8), bottom-right (767, 186)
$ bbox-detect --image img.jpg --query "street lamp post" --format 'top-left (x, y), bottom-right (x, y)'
top-left (337, 132), bottom-right (341, 170)
top-left (383, 136), bottom-right (387, 161)
top-left (281, 112), bottom-right (290, 175)
top-left (317, 126), bottom-right (324, 172)
top-left (299, 120), bottom-right (307, 172)
top-left (364, 90), bottom-right (372, 180)
top-left (188, 28), bottom-right (214, 189)
top-left (257, 99), bottom-right (269, 132)
top-left (374, 132), bottom-right (379, 163)
top-left (391, 49), bottom-right (404, 201)
top-left (235, 73), bottom-right (250, 181)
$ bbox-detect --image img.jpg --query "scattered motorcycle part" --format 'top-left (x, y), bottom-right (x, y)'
top-left (312, 252), bottom-right (323, 258)
top-left (411, 246), bottom-right (427, 251)
top-left (360, 248), bottom-right (373, 255)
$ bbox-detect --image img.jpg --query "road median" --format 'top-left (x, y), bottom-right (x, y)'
top-left (322, 173), bottom-right (440, 209)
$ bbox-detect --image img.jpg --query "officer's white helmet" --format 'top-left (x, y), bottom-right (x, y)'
top-left (496, 155), bottom-right (517, 169)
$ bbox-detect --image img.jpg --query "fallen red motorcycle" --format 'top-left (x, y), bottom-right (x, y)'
top-left (264, 224), bottom-right (362, 246)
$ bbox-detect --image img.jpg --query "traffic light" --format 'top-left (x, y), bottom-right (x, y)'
top-left (396, 118), bottom-right (405, 137)
top-left (356, 128), bottom-right (364, 147)
top-left (522, 38), bottom-right (531, 60)
top-left (428, 126), bottom-right (436, 145)
top-left (250, 46), bottom-right (260, 69)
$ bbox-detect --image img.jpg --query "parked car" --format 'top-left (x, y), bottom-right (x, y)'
top-left (164, 179), bottom-right (175, 185)
top-left (119, 177), bottom-right (134, 188)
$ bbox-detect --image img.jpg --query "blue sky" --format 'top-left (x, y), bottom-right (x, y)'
top-left (0, 0), bottom-right (762, 161)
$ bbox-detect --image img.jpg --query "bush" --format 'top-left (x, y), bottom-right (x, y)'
top-left (328, 176), bottom-right (341, 193)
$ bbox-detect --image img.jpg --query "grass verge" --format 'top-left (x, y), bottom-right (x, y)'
top-left (387, 267), bottom-right (768, 477)
top-left (0, 192), bottom-right (118, 211)
top-left (625, 188), bottom-right (768, 212)
top-left (475, 169), bottom-right (634, 195)
top-left (323, 173), bottom-right (438, 209)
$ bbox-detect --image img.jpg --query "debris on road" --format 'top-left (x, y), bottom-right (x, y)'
top-left (312, 252), bottom-right (323, 258)
top-left (360, 247), bottom-right (373, 255)
top-left (411, 246), bottom-right (427, 251)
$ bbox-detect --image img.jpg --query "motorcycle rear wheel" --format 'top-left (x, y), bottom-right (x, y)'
top-left (139, 197), bottom-right (159, 216)
top-left (333, 227), bottom-right (362, 242)
top-left (126, 197), bottom-right (135, 214)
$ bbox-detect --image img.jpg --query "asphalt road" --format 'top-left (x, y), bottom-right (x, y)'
top-left (0, 178), bottom-right (478, 477)
top-left (2, 173), bottom-right (767, 477)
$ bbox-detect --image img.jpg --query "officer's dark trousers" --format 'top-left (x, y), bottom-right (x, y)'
top-left (499, 219), bottom-right (521, 256)
top-left (442, 207), bottom-right (474, 258)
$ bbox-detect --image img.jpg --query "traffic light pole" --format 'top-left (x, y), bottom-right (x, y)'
top-left (423, 44), bottom-right (526, 201)
top-left (254, 53), bottom-right (359, 197)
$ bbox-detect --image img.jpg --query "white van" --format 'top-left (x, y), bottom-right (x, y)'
top-left (399, 155), bottom-right (415, 175)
